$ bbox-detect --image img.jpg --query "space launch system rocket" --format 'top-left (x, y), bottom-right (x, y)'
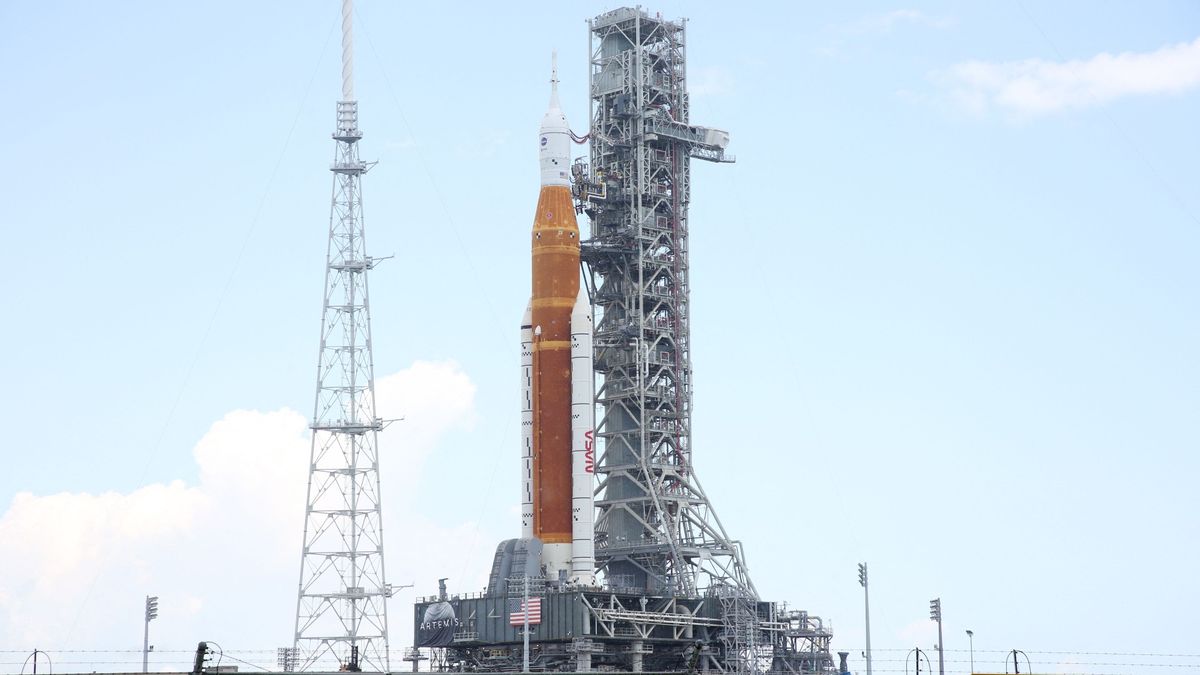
top-left (519, 56), bottom-right (595, 585)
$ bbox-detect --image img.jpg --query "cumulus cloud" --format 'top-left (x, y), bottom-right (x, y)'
top-left (0, 360), bottom-right (480, 668)
top-left (377, 359), bottom-right (477, 474)
top-left (939, 35), bottom-right (1200, 116)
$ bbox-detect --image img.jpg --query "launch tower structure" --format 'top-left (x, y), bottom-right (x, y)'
top-left (577, 7), bottom-right (745, 600)
top-left (294, 1), bottom-right (391, 671)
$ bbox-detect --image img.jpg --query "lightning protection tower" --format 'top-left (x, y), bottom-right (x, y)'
top-left (577, 8), bottom-right (746, 600)
top-left (293, 0), bottom-right (390, 670)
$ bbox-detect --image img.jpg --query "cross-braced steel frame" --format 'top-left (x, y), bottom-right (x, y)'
top-left (293, 95), bottom-right (391, 672)
top-left (579, 7), bottom-right (750, 601)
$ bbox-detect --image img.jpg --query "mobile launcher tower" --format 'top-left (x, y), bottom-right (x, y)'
top-left (412, 9), bottom-right (834, 673)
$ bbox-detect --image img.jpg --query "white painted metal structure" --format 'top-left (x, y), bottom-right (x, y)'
top-left (520, 302), bottom-right (534, 540)
top-left (578, 7), bottom-right (747, 599)
top-left (569, 283), bottom-right (596, 584)
top-left (293, 0), bottom-right (390, 670)
top-left (573, 11), bottom-right (836, 671)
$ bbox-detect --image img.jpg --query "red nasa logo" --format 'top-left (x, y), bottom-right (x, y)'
top-left (584, 429), bottom-right (595, 473)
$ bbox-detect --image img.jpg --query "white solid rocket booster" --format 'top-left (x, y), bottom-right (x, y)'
top-left (570, 284), bottom-right (596, 584)
top-left (520, 302), bottom-right (534, 540)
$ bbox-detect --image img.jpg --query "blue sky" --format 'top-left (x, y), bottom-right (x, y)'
top-left (1, 1), bottom-right (1197, 673)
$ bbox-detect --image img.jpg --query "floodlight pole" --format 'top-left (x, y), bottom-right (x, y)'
top-left (858, 563), bottom-right (872, 675)
top-left (523, 574), bottom-right (531, 673)
top-left (143, 595), bottom-right (158, 673)
top-left (965, 630), bottom-right (974, 674)
top-left (929, 598), bottom-right (943, 675)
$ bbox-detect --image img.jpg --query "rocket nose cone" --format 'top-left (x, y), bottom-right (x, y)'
top-left (541, 107), bottom-right (569, 134)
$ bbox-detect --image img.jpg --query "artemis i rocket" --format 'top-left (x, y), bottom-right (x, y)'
top-left (519, 55), bottom-right (596, 585)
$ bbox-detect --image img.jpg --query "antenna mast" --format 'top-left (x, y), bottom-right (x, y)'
top-left (293, 0), bottom-right (391, 670)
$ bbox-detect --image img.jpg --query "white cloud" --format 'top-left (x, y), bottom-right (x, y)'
top-left (940, 35), bottom-right (1200, 116)
top-left (377, 359), bottom-right (477, 469)
top-left (0, 360), bottom-right (480, 668)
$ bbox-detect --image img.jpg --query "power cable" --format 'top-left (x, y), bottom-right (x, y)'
top-left (207, 646), bottom-right (272, 673)
top-left (352, 3), bottom-right (512, 592)
top-left (1014, 0), bottom-right (1200, 229)
top-left (60, 13), bottom-right (340, 645)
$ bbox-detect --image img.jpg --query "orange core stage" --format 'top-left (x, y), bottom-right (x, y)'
top-left (530, 184), bottom-right (580, 546)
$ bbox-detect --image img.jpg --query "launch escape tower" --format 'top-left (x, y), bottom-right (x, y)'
top-left (577, 7), bottom-right (745, 602)
top-left (294, 1), bottom-right (391, 670)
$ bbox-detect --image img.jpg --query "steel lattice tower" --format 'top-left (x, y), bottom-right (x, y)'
top-left (578, 8), bottom-right (751, 599)
top-left (293, 1), bottom-right (390, 670)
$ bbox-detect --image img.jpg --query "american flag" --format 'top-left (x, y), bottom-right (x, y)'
top-left (508, 597), bottom-right (542, 626)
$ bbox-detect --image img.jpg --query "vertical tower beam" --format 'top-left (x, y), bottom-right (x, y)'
top-left (294, 1), bottom-right (390, 670)
top-left (580, 7), bottom-right (748, 599)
